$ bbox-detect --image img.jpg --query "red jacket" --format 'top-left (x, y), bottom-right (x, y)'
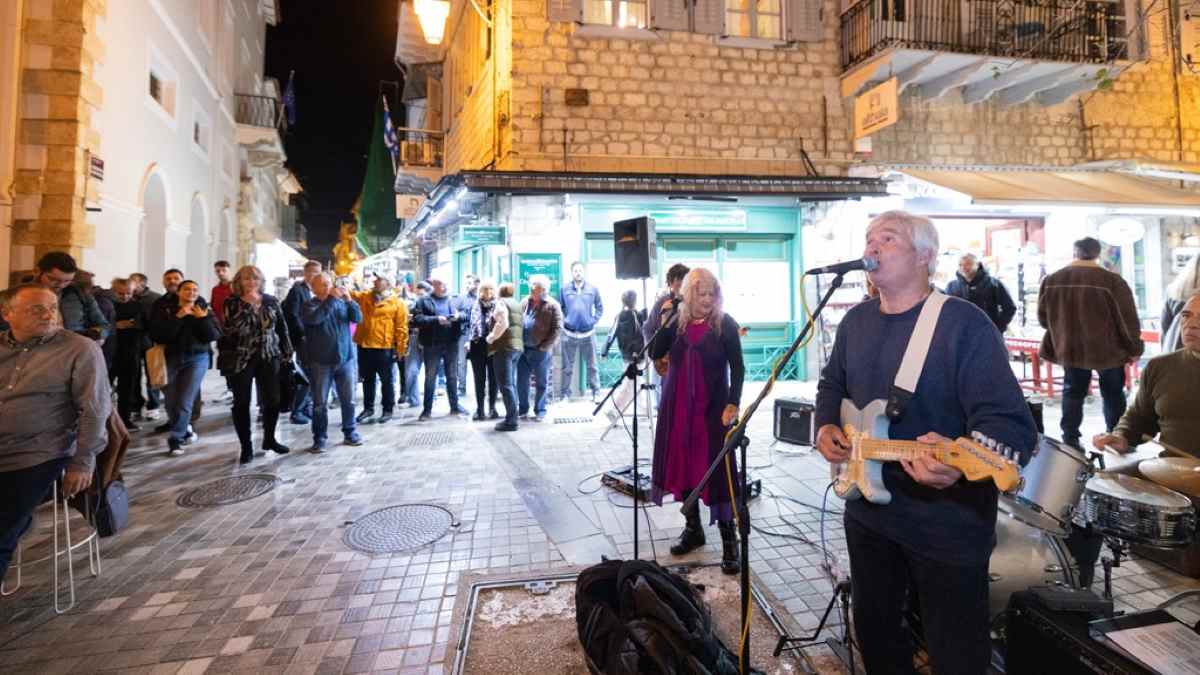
top-left (210, 283), bottom-right (233, 325)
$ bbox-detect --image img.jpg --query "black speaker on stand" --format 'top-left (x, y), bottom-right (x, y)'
top-left (614, 216), bottom-right (656, 280)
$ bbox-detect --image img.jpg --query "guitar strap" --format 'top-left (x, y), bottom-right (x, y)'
top-left (886, 289), bottom-right (949, 423)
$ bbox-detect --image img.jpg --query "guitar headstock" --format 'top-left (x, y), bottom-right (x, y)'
top-left (947, 432), bottom-right (1022, 492)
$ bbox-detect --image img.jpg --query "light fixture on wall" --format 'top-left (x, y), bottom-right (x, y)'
top-left (414, 0), bottom-right (451, 45)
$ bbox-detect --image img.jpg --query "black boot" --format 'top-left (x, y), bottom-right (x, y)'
top-left (239, 444), bottom-right (254, 464)
top-left (670, 493), bottom-right (706, 556)
top-left (718, 521), bottom-right (739, 575)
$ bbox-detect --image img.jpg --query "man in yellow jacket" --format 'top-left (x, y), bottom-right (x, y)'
top-left (352, 276), bottom-right (409, 424)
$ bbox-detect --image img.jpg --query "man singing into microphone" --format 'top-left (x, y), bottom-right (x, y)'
top-left (814, 211), bottom-right (1035, 674)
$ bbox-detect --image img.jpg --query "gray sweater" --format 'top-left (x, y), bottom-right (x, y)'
top-left (0, 330), bottom-right (111, 473)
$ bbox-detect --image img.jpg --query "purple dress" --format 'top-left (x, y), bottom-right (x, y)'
top-left (650, 314), bottom-right (746, 523)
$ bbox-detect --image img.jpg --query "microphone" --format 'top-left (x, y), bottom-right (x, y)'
top-left (805, 256), bottom-right (878, 275)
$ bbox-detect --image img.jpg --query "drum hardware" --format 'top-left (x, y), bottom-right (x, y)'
top-left (1100, 536), bottom-right (1127, 603)
top-left (1082, 474), bottom-right (1197, 549)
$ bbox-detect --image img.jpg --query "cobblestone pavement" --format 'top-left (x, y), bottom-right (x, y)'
top-left (1, 374), bottom-right (1197, 674)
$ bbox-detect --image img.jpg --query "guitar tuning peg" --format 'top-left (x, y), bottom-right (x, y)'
top-left (985, 437), bottom-right (997, 450)
top-left (971, 430), bottom-right (983, 441)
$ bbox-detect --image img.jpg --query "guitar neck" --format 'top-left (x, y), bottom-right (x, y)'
top-left (860, 439), bottom-right (948, 462)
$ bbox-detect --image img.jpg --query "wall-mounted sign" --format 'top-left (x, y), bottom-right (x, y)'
top-left (1098, 217), bottom-right (1146, 246)
top-left (515, 253), bottom-right (562, 299)
top-left (565, 88), bottom-right (590, 106)
top-left (648, 209), bottom-right (747, 230)
top-left (459, 225), bottom-right (506, 246)
top-left (396, 193), bottom-right (426, 220)
top-left (853, 77), bottom-right (899, 140)
top-left (89, 155), bottom-right (104, 181)
top-left (1173, 247), bottom-right (1200, 272)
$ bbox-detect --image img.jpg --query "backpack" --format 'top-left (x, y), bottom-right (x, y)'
top-left (614, 310), bottom-right (646, 361)
top-left (575, 559), bottom-right (746, 675)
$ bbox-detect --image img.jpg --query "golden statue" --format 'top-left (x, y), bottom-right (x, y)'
top-left (332, 221), bottom-right (363, 278)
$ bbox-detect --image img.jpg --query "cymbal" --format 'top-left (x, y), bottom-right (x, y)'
top-left (1138, 457), bottom-right (1200, 497)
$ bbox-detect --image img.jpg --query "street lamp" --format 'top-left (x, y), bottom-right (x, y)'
top-left (414, 0), bottom-right (451, 45)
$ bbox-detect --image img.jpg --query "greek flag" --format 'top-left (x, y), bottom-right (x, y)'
top-left (382, 95), bottom-right (399, 163)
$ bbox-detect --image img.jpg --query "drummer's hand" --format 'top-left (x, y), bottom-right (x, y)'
top-left (1092, 433), bottom-right (1131, 454)
top-left (902, 432), bottom-right (963, 489)
top-left (816, 424), bottom-right (850, 464)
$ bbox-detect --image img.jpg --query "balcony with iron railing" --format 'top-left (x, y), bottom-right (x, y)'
top-left (235, 94), bottom-right (287, 165)
top-left (394, 127), bottom-right (445, 186)
top-left (838, 0), bottom-right (1140, 106)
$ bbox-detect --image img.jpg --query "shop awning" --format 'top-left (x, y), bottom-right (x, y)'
top-left (456, 170), bottom-right (889, 199)
top-left (900, 168), bottom-right (1200, 210)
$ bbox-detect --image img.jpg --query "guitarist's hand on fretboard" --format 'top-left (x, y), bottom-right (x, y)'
top-left (816, 424), bottom-right (850, 463)
top-left (900, 432), bottom-right (964, 489)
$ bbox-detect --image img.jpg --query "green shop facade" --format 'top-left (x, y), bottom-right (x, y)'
top-left (399, 171), bottom-right (888, 387)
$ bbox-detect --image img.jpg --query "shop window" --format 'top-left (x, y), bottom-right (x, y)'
top-left (726, 0), bottom-right (782, 40)
top-left (722, 238), bottom-right (790, 324)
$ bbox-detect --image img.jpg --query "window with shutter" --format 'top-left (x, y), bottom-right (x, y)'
top-left (785, 0), bottom-right (823, 42)
top-left (650, 0), bottom-right (690, 30)
top-left (693, 0), bottom-right (726, 34)
top-left (582, 0), bottom-right (648, 27)
top-left (548, 0), bottom-right (584, 22)
top-left (726, 0), bottom-right (783, 39)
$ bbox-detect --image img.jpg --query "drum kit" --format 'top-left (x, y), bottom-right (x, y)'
top-left (988, 435), bottom-right (1200, 621)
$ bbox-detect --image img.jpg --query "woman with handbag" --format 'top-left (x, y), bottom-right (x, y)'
top-left (220, 265), bottom-right (293, 464)
top-left (151, 279), bottom-right (220, 457)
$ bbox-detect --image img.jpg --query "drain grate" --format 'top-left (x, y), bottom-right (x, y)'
top-left (552, 416), bottom-right (593, 425)
top-left (408, 432), bottom-right (456, 447)
top-left (343, 504), bottom-right (456, 554)
top-left (177, 474), bottom-right (280, 508)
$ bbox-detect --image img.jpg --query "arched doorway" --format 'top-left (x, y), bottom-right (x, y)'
top-left (139, 170), bottom-right (169, 280)
top-left (187, 194), bottom-right (209, 282)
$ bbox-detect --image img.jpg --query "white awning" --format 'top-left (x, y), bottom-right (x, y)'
top-left (900, 168), bottom-right (1200, 211)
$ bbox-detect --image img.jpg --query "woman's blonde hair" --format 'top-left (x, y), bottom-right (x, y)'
top-left (1168, 252), bottom-right (1200, 302)
top-left (231, 265), bottom-right (266, 296)
top-left (675, 268), bottom-right (724, 334)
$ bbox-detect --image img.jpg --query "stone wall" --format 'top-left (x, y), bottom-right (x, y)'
top-left (496, 0), bottom-right (850, 175)
top-left (868, 11), bottom-right (1200, 166)
top-left (12, 0), bottom-right (104, 265)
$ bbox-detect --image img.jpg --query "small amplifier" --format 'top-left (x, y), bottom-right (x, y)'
top-left (774, 397), bottom-right (815, 446)
top-left (601, 465), bottom-right (762, 502)
top-left (1005, 590), bottom-right (1152, 675)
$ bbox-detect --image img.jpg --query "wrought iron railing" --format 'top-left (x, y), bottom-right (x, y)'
top-left (840, 0), bottom-right (1127, 70)
top-left (397, 127), bottom-right (444, 169)
top-left (235, 94), bottom-right (286, 132)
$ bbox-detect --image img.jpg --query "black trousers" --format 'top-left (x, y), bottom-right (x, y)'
top-left (467, 339), bottom-right (498, 413)
top-left (113, 350), bottom-right (142, 422)
top-left (230, 356), bottom-right (281, 451)
top-left (358, 347), bottom-right (396, 413)
top-left (845, 517), bottom-right (991, 675)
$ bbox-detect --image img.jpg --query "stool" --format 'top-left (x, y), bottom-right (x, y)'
top-left (0, 472), bottom-right (102, 614)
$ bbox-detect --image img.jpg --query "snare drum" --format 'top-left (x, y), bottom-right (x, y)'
top-left (1005, 435), bottom-right (1092, 535)
top-left (1082, 474), bottom-right (1197, 549)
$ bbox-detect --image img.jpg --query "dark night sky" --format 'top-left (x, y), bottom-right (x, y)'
top-left (265, 0), bottom-right (401, 257)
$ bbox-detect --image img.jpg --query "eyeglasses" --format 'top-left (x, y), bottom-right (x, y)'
top-left (17, 304), bottom-right (59, 317)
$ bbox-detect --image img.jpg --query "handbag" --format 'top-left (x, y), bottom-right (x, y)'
top-left (90, 479), bottom-right (129, 538)
top-left (145, 344), bottom-right (168, 389)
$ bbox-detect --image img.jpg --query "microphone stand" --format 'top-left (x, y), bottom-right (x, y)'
top-left (683, 271), bottom-right (846, 674)
top-left (593, 288), bottom-right (678, 562)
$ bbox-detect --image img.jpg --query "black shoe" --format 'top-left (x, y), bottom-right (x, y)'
top-left (451, 406), bottom-right (471, 416)
top-left (264, 440), bottom-right (290, 455)
top-left (418, 412), bottom-right (432, 422)
top-left (718, 522), bottom-right (739, 575)
top-left (489, 408), bottom-right (500, 420)
top-left (239, 447), bottom-right (254, 464)
top-left (154, 422), bottom-right (171, 434)
top-left (473, 411), bottom-right (486, 421)
top-left (670, 493), bottom-right (706, 556)
top-left (494, 422), bottom-right (519, 432)
top-left (356, 409), bottom-right (376, 424)
top-left (377, 412), bottom-right (393, 424)
top-left (121, 419), bottom-right (141, 432)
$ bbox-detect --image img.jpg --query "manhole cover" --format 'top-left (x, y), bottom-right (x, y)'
top-left (344, 504), bottom-right (456, 554)
top-left (177, 474), bottom-right (280, 508)
top-left (552, 416), bottom-right (593, 425)
top-left (410, 432), bottom-right (455, 446)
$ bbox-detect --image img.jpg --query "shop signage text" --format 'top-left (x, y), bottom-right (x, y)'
top-left (516, 253), bottom-right (562, 299)
top-left (854, 77), bottom-right (899, 140)
top-left (649, 209), bottom-right (747, 230)
top-left (89, 155), bottom-right (104, 181)
top-left (459, 225), bottom-right (507, 246)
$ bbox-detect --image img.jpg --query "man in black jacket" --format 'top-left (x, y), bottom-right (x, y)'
top-left (945, 253), bottom-right (1017, 333)
top-left (412, 277), bottom-right (470, 420)
top-left (283, 261), bottom-right (322, 424)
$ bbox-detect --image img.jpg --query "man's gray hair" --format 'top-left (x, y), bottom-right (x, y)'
top-left (0, 283), bottom-right (51, 312)
top-left (868, 210), bottom-right (940, 276)
top-left (528, 274), bottom-right (550, 290)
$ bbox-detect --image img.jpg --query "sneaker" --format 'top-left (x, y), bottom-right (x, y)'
top-left (534, 414), bottom-right (546, 423)
top-left (264, 440), bottom-right (291, 455)
top-left (309, 442), bottom-right (326, 454)
top-left (181, 427), bottom-right (198, 446)
top-left (494, 421), bottom-right (519, 432)
top-left (591, 389), bottom-right (600, 403)
top-left (356, 409), bottom-right (376, 424)
top-left (167, 439), bottom-right (184, 457)
top-left (343, 433), bottom-right (364, 447)
top-left (451, 406), bottom-right (471, 416)
top-left (472, 411), bottom-right (486, 421)
top-left (142, 408), bottom-right (162, 421)
top-left (290, 413), bottom-right (312, 425)
top-left (377, 412), bottom-right (393, 424)
top-left (418, 412), bottom-right (432, 422)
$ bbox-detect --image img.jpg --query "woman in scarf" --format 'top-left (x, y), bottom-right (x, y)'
top-left (467, 280), bottom-right (500, 420)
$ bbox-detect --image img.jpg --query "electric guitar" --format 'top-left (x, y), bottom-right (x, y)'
top-left (832, 399), bottom-right (1021, 504)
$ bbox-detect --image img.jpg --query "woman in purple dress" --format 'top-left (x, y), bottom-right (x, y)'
top-left (649, 268), bottom-right (745, 574)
